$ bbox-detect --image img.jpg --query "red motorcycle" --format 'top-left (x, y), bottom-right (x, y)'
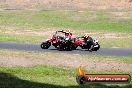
top-left (41, 31), bottom-right (64, 49)
top-left (73, 37), bottom-right (100, 51)
top-left (41, 31), bottom-right (73, 51)
top-left (41, 31), bottom-right (100, 51)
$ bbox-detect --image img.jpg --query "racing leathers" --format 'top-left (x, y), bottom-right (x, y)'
top-left (81, 36), bottom-right (95, 51)
top-left (57, 30), bottom-right (72, 39)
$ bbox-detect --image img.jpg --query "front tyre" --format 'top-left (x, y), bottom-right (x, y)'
top-left (41, 42), bottom-right (51, 49)
top-left (92, 44), bottom-right (100, 51)
top-left (57, 43), bottom-right (64, 51)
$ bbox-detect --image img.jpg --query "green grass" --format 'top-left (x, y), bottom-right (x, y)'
top-left (0, 65), bottom-right (76, 87)
top-left (100, 38), bottom-right (132, 48)
top-left (0, 48), bottom-right (132, 88)
top-left (0, 65), bottom-right (131, 88)
top-left (0, 10), bottom-right (132, 88)
top-left (0, 10), bottom-right (132, 32)
top-left (0, 10), bottom-right (132, 48)
top-left (0, 34), bottom-right (45, 44)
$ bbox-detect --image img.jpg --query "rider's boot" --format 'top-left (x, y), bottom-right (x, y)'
top-left (89, 45), bottom-right (93, 52)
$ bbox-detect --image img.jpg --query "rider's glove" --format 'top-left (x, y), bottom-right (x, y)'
top-left (61, 30), bottom-right (64, 32)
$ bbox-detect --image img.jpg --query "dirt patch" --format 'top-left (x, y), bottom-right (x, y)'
top-left (1, 0), bottom-right (132, 10)
top-left (1, 26), bottom-right (132, 39)
top-left (4, 29), bottom-right (55, 37)
top-left (0, 26), bottom-right (57, 37)
top-left (75, 30), bottom-right (132, 39)
top-left (110, 12), bottom-right (132, 20)
top-left (103, 33), bottom-right (132, 38)
top-left (0, 54), bottom-right (132, 72)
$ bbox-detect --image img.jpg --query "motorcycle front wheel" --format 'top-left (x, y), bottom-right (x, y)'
top-left (41, 42), bottom-right (51, 49)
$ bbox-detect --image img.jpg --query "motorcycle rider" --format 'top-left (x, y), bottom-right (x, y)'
top-left (56, 29), bottom-right (73, 50)
top-left (82, 33), bottom-right (94, 51)
top-left (57, 29), bottom-right (72, 39)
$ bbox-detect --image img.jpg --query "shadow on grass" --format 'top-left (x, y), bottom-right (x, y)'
top-left (0, 72), bottom-right (131, 88)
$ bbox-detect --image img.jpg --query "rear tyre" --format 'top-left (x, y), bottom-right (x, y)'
top-left (41, 42), bottom-right (51, 49)
top-left (58, 46), bottom-right (64, 51)
top-left (67, 46), bottom-right (72, 51)
top-left (57, 43), bottom-right (64, 51)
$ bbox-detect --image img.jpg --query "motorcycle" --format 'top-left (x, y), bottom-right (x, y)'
top-left (41, 31), bottom-right (100, 51)
top-left (41, 31), bottom-right (73, 51)
top-left (73, 37), bottom-right (100, 51)
top-left (41, 31), bottom-right (64, 49)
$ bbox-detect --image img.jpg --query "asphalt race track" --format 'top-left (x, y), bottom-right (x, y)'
top-left (0, 42), bottom-right (132, 56)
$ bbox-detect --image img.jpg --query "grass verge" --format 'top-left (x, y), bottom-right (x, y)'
top-left (0, 34), bottom-right (45, 44)
top-left (0, 65), bottom-right (132, 88)
top-left (0, 10), bottom-right (132, 32)
top-left (0, 10), bottom-right (132, 48)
